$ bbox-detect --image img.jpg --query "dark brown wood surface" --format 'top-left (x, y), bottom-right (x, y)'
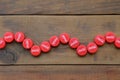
top-left (0, 65), bottom-right (119, 80)
top-left (0, 0), bottom-right (120, 80)
top-left (0, 0), bottom-right (120, 14)
top-left (0, 16), bottom-right (120, 64)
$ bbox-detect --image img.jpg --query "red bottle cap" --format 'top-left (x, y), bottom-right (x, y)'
top-left (105, 32), bottom-right (116, 43)
top-left (94, 35), bottom-right (105, 46)
top-left (40, 41), bottom-right (51, 53)
top-left (49, 36), bottom-right (60, 47)
top-left (22, 38), bottom-right (33, 49)
top-left (69, 38), bottom-right (80, 49)
top-left (114, 37), bottom-right (120, 48)
top-left (4, 32), bottom-right (14, 43)
top-left (15, 32), bottom-right (25, 42)
top-left (87, 42), bottom-right (98, 54)
top-left (76, 45), bottom-right (87, 56)
top-left (59, 33), bottom-right (70, 44)
top-left (0, 38), bottom-right (6, 49)
top-left (30, 45), bottom-right (41, 57)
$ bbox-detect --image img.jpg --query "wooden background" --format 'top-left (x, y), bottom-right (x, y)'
top-left (0, 0), bottom-right (120, 80)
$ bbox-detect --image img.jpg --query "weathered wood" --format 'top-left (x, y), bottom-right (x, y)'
top-left (0, 0), bottom-right (120, 14)
top-left (0, 16), bottom-right (120, 64)
top-left (0, 65), bottom-right (119, 80)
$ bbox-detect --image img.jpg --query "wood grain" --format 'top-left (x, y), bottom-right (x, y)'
top-left (0, 16), bottom-right (120, 64)
top-left (0, 65), bottom-right (119, 80)
top-left (0, 0), bottom-right (120, 14)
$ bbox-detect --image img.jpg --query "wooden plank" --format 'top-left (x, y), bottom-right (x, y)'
top-left (0, 0), bottom-right (120, 14)
top-left (0, 16), bottom-right (120, 64)
top-left (0, 65), bottom-right (119, 80)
